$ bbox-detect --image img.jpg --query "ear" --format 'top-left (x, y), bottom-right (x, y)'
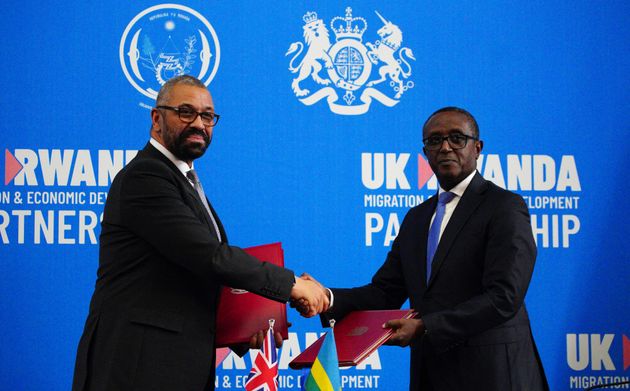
top-left (150, 108), bottom-right (161, 133)
top-left (422, 146), bottom-right (427, 156)
top-left (475, 140), bottom-right (484, 157)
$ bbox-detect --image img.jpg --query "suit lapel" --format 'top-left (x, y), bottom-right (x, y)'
top-left (143, 143), bottom-right (225, 242)
top-left (205, 196), bottom-right (227, 242)
top-left (427, 172), bottom-right (488, 286)
top-left (191, 190), bottom-right (223, 242)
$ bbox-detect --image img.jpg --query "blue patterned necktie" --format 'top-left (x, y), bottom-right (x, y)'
top-left (426, 191), bottom-right (456, 283)
top-left (186, 169), bottom-right (222, 242)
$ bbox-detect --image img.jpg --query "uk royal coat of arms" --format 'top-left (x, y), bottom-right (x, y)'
top-left (286, 7), bottom-right (415, 115)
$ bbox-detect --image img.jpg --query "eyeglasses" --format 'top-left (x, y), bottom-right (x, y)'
top-left (156, 105), bottom-right (220, 127)
top-left (423, 134), bottom-right (478, 150)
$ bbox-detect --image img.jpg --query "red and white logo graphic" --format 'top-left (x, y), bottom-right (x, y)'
top-left (5, 149), bottom-right (23, 185)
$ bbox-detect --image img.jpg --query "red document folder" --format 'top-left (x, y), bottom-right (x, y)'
top-left (289, 309), bottom-right (416, 368)
top-left (215, 242), bottom-right (288, 347)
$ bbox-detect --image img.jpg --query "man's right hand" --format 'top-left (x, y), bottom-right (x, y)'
top-left (291, 273), bottom-right (331, 318)
top-left (290, 275), bottom-right (329, 318)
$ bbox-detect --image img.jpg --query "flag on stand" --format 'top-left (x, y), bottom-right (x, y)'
top-left (245, 320), bottom-right (279, 391)
top-left (302, 322), bottom-right (341, 391)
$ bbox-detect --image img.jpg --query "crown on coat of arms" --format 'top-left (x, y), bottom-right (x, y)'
top-left (303, 11), bottom-right (319, 24)
top-left (331, 7), bottom-right (367, 41)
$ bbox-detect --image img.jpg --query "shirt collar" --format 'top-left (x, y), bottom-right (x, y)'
top-left (438, 170), bottom-right (477, 198)
top-left (149, 138), bottom-right (193, 178)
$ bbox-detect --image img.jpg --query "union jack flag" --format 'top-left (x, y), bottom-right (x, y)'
top-left (245, 324), bottom-right (278, 391)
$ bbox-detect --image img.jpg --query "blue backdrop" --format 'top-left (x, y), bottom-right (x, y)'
top-left (0, 1), bottom-right (628, 390)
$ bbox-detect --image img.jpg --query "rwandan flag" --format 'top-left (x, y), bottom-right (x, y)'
top-left (303, 328), bottom-right (342, 391)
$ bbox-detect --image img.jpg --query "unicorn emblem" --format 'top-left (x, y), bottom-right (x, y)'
top-left (366, 11), bottom-right (415, 99)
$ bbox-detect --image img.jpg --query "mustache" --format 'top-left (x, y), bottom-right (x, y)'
top-left (180, 127), bottom-right (210, 144)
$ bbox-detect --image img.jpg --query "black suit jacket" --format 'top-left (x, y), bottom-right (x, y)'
top-left (72, 143), bottom-right (295, 391)
top-left (325, 172), bottom-right (548, 391)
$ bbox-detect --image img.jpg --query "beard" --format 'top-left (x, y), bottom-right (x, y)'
top-left (164, 126), bottom-right (211, 162)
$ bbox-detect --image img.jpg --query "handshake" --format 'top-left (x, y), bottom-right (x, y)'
top-left (250, 273), bottom-right (329, 350)
top-left (289, 273), bottom-right (330, 318)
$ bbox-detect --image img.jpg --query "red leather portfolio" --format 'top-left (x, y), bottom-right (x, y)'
top-left (215, 242), bottom-right (288, 347)
top-left (289, 309), bottom-right (416, 369)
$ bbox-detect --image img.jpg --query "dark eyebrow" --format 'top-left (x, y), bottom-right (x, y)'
top-left (177, 103), bottom-right (214, 113)
top-left (446, 128), bottom-right (465, 134)
top-left (427, 128), bottom-right (465, 136)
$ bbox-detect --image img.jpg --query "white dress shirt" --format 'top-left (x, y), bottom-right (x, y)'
top-left (150, 138), bottom-right (196, 188)
top-left (430, 170), bottom-right (477, 242)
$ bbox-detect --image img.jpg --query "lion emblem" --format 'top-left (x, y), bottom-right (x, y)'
top-left (286, 12), bottom-right (333, 97)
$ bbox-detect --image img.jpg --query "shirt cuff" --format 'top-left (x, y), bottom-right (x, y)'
top-left (326, 288), bottom-right (334, 308)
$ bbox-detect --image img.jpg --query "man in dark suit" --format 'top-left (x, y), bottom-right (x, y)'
top-left (306, 107), bottom-right (548, 390)
top-left (72, 75), bottom-right (328, 391)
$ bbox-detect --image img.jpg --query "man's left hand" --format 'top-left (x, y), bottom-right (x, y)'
top-left (383, 318), bottom-right (425, 347)
top-left (248, 323), bottom-right (291, 349)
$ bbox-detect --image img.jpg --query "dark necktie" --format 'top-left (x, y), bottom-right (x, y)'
top-left (186, 169), bottom-right (222, 242)
top-left (426, 191), bottom-right (456, 283)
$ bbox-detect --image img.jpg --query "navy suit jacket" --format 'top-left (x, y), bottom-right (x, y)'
top-left (325, 172), bottom-right (548, 391)
top-left (72, 143), bottom-right (295, 391)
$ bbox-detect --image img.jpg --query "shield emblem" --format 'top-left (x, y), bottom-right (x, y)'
top-left (327, 39), bottom-right (372, 91)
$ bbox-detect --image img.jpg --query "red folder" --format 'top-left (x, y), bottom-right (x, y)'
top-left (215, 242), bottom-right (288, 347)
top-left (289, 309), bottom-right (416, 368)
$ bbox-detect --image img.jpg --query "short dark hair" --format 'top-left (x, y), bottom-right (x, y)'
top-left (155, 75), bottom-right (207, 106)
top-left (423, 106), bottom-right (479, 138)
